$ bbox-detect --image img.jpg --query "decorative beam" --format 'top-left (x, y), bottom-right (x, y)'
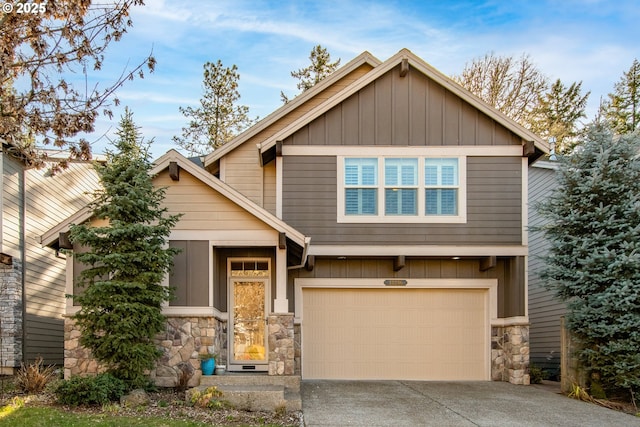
top-left (0, 252), bottom-right (13, 266)
top-left (278, 232), bottom-right (287, 249)
top-left (523, 141), bottom-right (536, 157)
top-left (169, 161), bottom-right (180, 181)
top-left (276, 140), bottom-right (283, 157)
top-left (305, 255), bottom-right (315, 272)
top-left (59, 232), bottom-right (73, 250)
top-left (393, 255), bottom-right (406, 271)
top-left (479, 256), bottom-right (497, 272)
top-left (400, 58), bottom-right (409, 77)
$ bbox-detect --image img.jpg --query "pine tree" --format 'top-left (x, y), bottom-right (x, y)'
top-left (69, 109), bottom-right (181, 388)
top-left (536, 126), bottom-right (640, 396)
top-left (280, 45), bottom-right (341, 103)
top-left (173, 60), bottom-right (256, 156)
top-left (603, 58), bottom-right (640, 134)
top-left (530, 79), bottom-right (590, 154)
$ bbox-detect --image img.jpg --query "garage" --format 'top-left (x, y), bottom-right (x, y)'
top-left (301, 285), bottom-right (490, 380)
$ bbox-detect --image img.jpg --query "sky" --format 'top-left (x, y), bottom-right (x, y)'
top-left (73, 0), bottom-right (640, 159)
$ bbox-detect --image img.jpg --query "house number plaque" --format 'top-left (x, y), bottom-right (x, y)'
top-left (384, 279), bottom-right (408, 286)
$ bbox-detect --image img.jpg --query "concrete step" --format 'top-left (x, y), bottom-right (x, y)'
top-left (196, 374), bottom-right (301, 412)
top-left (200, 373), bottom-right (300, 393)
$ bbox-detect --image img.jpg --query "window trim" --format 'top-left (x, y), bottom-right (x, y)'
top-left (337, 155), bottom-right (467, 223)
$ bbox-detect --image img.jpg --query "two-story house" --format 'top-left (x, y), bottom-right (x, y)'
top-left (41, 49), bottom-right (546, 386)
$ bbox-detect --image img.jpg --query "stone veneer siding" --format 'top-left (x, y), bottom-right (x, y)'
top-left (491, 324), bottom-right (530, 385)
top-left (64, 313), bottom-right (297, 386)
top-left (0, 260), bottom-right (23, 374)
top-left (267, 313), bottom-right (295, 375)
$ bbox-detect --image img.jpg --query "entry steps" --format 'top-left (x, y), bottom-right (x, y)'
top-left (196, 373), bottom-right (301, 412)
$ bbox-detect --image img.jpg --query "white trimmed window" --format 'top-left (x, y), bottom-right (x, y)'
top-left (337, 156), bottom-right (466, 223)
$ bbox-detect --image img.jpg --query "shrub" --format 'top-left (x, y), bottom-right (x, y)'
top-left (529, 364), bottom-right (549, 384)
top-left (15, 357), bottom-right (57, 393)
top-left (188, 386), bottom-right (226, 409)
top-left (54, 373), bottom-right (127, 406)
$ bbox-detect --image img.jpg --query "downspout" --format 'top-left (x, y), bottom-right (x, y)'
top-left (20, 165), bottom-right (27, 365)
top-left (287, 237), bottom-right (311, 270)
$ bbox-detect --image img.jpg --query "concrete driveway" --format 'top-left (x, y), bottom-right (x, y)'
top-left (301, 380), bottom-right (640, 426)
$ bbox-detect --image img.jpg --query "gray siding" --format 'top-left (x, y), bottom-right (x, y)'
top-left (282, 155), bottom-right (522, 245)
top-left (528, 163), bottom-right (565, 374)
top-left (289, 256), bottom-right (525, 317)
top-left (24, 162), bottom-right (100, 364)
top-left (284, 65), bottom-right (522, 147)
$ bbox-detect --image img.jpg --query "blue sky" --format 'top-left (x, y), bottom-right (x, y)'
top-left (79, 0), bottom-right (640, 158)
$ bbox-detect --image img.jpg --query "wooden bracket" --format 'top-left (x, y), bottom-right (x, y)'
top-left (305, 255), bottom-right (315, 272)
top-left (276, 140), bottom-right (283, 157)
top-left (400, 59), bottom-right (409, 77)
top-left (169, 161), bottom-right (180, 181)
top-left (523, 141), bottom-right (535, 157)
top-left (393, 255), bottom-right (406, 272)
top-left (278, 232), bottom-right (287, 249)
top-left (479, 256), bottom-right (497, 272)
top-left (58, 232), bottom-right (73, 250)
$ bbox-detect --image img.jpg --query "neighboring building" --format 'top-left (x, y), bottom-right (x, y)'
top-left (528, 159), bottom-right (564, 378)
top-left (1, 141), bottom-right (100, 373)
top-left (42, 49), bottom-right (547, 386)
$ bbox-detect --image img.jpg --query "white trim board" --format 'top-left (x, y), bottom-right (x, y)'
top-left (282, 145), bottom-right (523, 157)
top-left (307, 245), bottom-right (528, 257)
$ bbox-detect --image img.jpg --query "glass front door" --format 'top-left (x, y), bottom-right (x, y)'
top-left (228, 259), bottom-right (269, 371)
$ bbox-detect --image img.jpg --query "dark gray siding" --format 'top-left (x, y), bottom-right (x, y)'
top-left (282, 156), bottom-right (522, 245)
top-left (528, 164), bottom-right (564, 374)
top-left (289, 257), bottom-right (525, 317)
top-left (24, 314), bottom-right (64, 365)
top-left (283, 65), bottom-right (522, 147)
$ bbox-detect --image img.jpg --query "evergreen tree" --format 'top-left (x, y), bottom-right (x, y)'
top-left (280, 45), bottom-right (341, 103)
top-left (69, 109), bottom-right (181, 388)
top-left (530, 79), bottom-right (590, 154)
top-left (536, 127), bottom-right (640, 397)
top-left (602, 58), bottom-right (640, 134)
top-left (173, 60), bottom-right (256, 156)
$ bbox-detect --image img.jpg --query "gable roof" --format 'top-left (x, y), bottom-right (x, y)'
top-left (203, 51), bottom-right (382, 167)
top-left (40, 150), bottom-right (310, 251)
top-left (258, 48), bottom-right (549, 156)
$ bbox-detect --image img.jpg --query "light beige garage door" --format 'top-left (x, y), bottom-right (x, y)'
top-left (302, 287), bottom-right (489, 380)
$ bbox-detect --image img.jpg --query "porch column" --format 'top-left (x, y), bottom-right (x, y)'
top-left (274, 246), bottom-right (288, 312)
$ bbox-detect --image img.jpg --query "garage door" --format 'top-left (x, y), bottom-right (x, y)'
top-left (302, 287), bottom-right (489, 380)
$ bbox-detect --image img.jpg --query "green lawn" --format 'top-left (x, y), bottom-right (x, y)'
top-left (1, 406), bottom-right (209, 427)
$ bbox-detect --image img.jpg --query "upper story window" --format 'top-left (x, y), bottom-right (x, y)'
top-left (337, 156), bottom-right (466, 223)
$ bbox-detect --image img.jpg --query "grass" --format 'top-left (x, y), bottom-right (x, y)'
top-left (0, 406), bottom-right (210, 427)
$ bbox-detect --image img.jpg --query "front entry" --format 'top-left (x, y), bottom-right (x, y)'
top-left (228, 258), bottom-right (270, 372)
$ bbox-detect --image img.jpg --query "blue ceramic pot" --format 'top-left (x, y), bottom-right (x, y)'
top-left (200, 358), bottom-right (216, 375)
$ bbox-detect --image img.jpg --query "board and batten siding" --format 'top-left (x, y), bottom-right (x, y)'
top-left (24, 162), bottom-right (101, 364)
top-left (283, 65), bottom-right (522, 148)
top-left (223, 63), bottom-right (375, 208)
top-left (528, 163), bottom-right (565, 373)
top-left (155, 169), bottom-right (271, 232)
top-left (282, 155), bottom-right (522, 245)
top-left (289, 257), bottom-right (525, 318)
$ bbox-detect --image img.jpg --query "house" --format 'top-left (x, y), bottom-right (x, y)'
top-left (1, 140), bottom-right (100, 373)
top-left (41, 49), bottom-right (547, 386)
top-left (528, 159), bottom-right (564, 378)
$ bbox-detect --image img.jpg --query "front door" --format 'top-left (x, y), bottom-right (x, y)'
top-left (228, 259), bottom-right (270, 372)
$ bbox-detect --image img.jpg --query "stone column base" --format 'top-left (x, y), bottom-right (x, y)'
top-left (492, 323), bottom-right (530, 385)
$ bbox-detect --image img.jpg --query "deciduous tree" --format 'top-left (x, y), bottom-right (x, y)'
top-left (69, 109), bottom-right (180, 388)
top-left (173, 60), bottom-right (255, 156)
top-left (453, 52), bottom-right (547, 126)
top-left (0, 1), bottom-right (155, 167)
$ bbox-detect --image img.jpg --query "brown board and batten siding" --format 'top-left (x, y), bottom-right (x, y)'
top-left (222, 63), bottom-right (376, 208)
top-left (283, 65), bottom-right (522, 147)
top-left (288, 257), bottom-right (525, 317)
top-left (282, 155), bottom-right (522, 246)
top-left (528, 163), bottom-right (564, 373)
